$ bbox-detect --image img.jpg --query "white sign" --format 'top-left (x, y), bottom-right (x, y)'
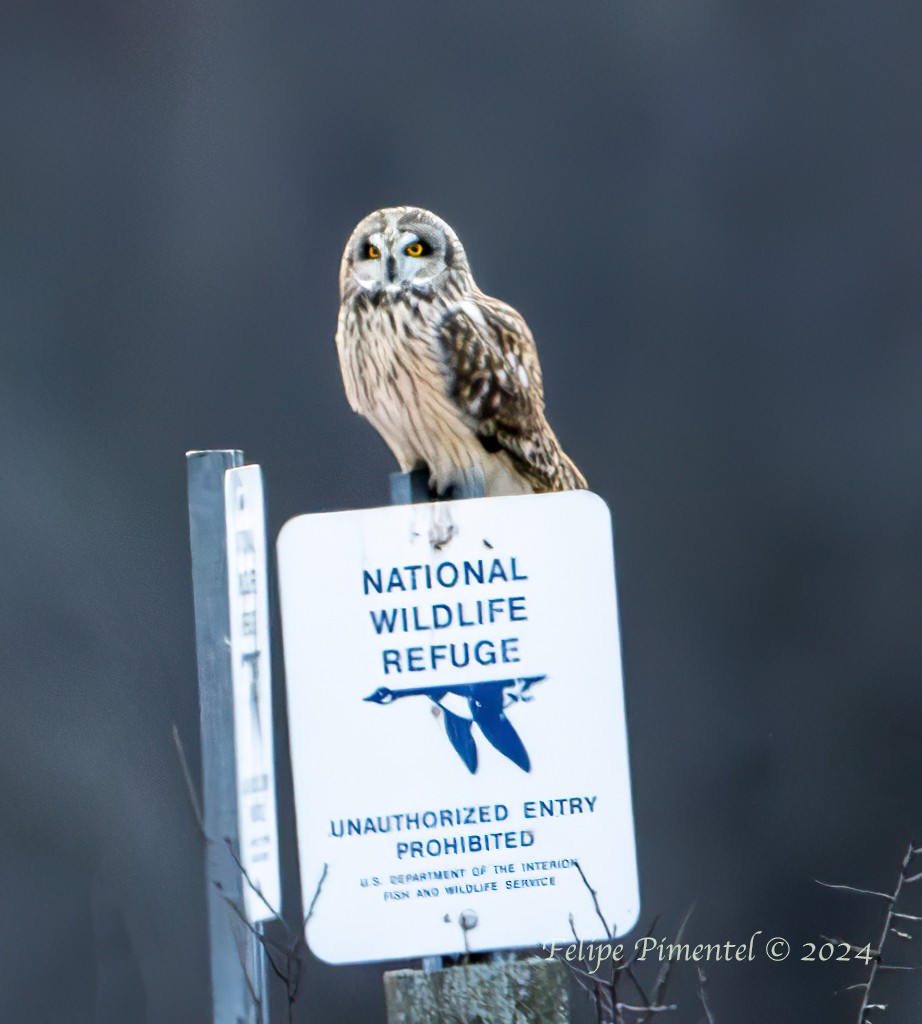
top-left (278, 490), bottom-right (639, 963)
top-left (225, 465), bottom-right (281, 923)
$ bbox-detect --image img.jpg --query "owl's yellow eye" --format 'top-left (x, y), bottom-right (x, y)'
top-left (365, 243), bottom-right (381, 260)
top-left (404, 240), bottom-right (431, 258)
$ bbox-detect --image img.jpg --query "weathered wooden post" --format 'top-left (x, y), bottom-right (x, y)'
top-left (187, 450), bottom-right (280, 1024)
top-left (384, 955), bottom-right (570, 1024)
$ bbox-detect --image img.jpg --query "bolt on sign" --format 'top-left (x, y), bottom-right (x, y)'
top-left (278, 490), bottom-right (639, 963)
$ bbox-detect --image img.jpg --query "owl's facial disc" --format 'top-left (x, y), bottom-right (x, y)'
top-left (349, 226), bottom-right (447, 298)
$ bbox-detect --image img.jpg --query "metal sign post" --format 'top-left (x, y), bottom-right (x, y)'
top-left (187, 450), bottom-right (278, 1024)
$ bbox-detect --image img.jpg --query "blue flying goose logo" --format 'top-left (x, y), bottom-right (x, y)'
top-left (363, 675), bottom-right (545, 774)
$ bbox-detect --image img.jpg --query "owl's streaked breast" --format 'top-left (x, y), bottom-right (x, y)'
top-left (336, 295), bottom-right (529, 496)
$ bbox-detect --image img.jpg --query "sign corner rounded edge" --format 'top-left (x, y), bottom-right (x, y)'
top-left (302, 925), bottom-right (351, 967)
top-left (276, 513), bottom-right (309, 555)
top-left (578, 488), bottom-right (614, 524)
top-left (613, 894), bottom-right (643, 941)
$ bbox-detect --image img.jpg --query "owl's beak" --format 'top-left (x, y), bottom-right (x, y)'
top-left (386, 255), bottom-right (397, 283)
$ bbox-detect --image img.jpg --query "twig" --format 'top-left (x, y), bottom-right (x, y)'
top-left (566, 862), bottom-right (690, 1024)
top-left (568, 887), bottom-right (620, 1023)
top-left (216, 882), bottom-right (288, 982)
top-left (638, 905), bottom-right (694, 1024)
top-left (228, 913), bottom-right (263, 1023)
top-left (816, 881), bottom-right (894, 902)
top-left (696, 966), bottom-right (717, 1024)
top-left (573, 859), bottom-right (614, 941)
top-left (857, 843), bottom-right (917, 1023)
top-left (172, 724), bottom-right (206, 837)
top-left (820, 935), bottom-right (880, 959)
top-left (302, 863), bottom-right (329, 930)
top-left (173, 724), bottom-right (308, 1022)
top-left (285, 863), bottom-right (329, 1007)
top-left (224, 836), bottom-right (289, 936)
top-left (821, 841), bottom-right (921, 1023)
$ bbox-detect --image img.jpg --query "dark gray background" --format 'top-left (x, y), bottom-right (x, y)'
top-left (2, 1), bottom-right (921, 1021)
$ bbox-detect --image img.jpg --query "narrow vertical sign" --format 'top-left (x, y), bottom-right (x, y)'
top-left (225, 465), bottom-right (281, 922)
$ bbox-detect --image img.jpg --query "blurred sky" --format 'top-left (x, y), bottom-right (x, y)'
top-left (2, 1), bottom-right (921, 1021)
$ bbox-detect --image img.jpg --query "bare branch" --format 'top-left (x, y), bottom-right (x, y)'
top-left (820, 935), bottom-right (880, 958)
top-left (823, 841), bottom-right (920, 1024)
top-left (623, 966), bottom-right (653, 1011)
top-left (216, 883), bottom-right (288, 983)
top-left (696, 966), bottom-right (717, 1024)
top-left (815, 880), bottom-right (894, 901)
top-left (640, 905), bottom-right (694, 1024)
top-left (229, 914), bottom-right (262, 1021)
top-left (222, 836), bottom-right (288, 934)
top-left (281, 862), bottom-right (331, 1007)
top-left (303, 863), bottom-right (329, 931)
top-left (172, 725), bottom-right (206, 837)
top-left (621, 918), bottom-right (660, 972)
top-left (566, 962), bottom-right (596, 996)
top-left (573, 858), bottom-right (614, 941)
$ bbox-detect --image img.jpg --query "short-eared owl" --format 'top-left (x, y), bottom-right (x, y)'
top-left (335, 206), bottom-right (587, 497)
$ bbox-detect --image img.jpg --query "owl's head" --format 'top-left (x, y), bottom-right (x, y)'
top-left (339, 206), bottom-right (472, 300)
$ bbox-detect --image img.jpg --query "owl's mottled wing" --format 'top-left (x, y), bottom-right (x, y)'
top-left (438, 296), bottom-right (586, 492)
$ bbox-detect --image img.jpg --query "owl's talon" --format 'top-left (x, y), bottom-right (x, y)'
top-left (429, 521), bottom-right (457, 550)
